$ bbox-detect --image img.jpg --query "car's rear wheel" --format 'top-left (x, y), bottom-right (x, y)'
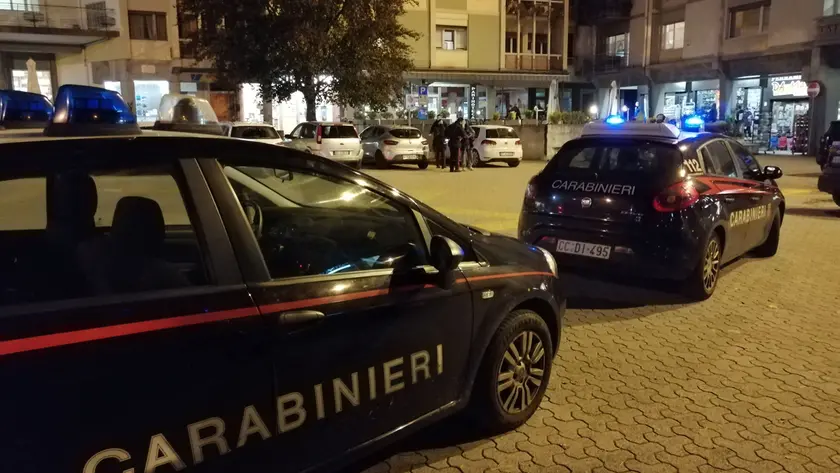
top-left (833, 193), bottom-right (840, 207)
top-left (753, 214), bottom-right (780, 257)
top-left (507, 160), bottom-right (520, 168)
top-left (471, 149), bottom-right (481, 168)
top-left (418, 161), bottom-right (429, 170)
top-left (684, 232), bottom-right (721, 300)
top-left (470, 309), bottom-right (553, 432)
top-left (375, 151), bottom-right (388, 169)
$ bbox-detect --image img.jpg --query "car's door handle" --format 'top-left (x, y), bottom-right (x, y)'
top-left (723, 197), bottom-right (735, 203)
top-left (750, 195), bottom-right (761, 201)
top-left (278, 310), bottom-right (325, 326)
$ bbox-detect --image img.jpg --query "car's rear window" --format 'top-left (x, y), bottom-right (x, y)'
top-left (485, 127), bottom-right (518, 139)
top-left (389, 128), bottom-right (422, 139)
top-left (232, 126), bottom-right (280, 139)
top-left (549, 140), bottom-right (682, 175)
top-left (321, 125), bottom-right (358, 139)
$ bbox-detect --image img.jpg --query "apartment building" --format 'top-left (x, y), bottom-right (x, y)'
top-left (576, 0), bottom-right (840, 153)
top-left (399, 0), bottom-right (589, 120)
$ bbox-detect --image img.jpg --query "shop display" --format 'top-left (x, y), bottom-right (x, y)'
top-left (768, 100), bottom-right (809, 152)
top-left (792, 115), bottom-right (810, 154)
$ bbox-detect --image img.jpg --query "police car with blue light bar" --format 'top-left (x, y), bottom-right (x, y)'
top-left (518, 116), bottom-right (786, 300)
top-left (0, 85), bottom-right (565, 473)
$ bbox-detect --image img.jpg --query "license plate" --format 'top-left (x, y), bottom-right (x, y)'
top-left (556, 239), bottom-right (611, 260)
top-left (500, 152), bottom-right (514, 157)
top-left (334, 151), bottom-right (351, 156)
top-left (832, 156), bottom-right (840, 164)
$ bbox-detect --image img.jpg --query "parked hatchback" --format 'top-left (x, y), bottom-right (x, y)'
top-left (221, 122), bottom-right (286, 145)
top-left (468, 125), bottom-right (523, 168)
top-left (360, 125), bottom-right (430, 169)
top-left (285, 121), bottom-right (363, 168)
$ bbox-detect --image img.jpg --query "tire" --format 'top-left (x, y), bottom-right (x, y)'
top-left (753, 214), bottom-right (780, 257)
top-left (833, 193), bottom-right (840, 207)
top-left (375, 151), bottom-right (388, 169)
top-left (418, 161), bottom-right (429, 170)
top-left (471, 149), bottom-right (481, 168)
top-left (470, 309), bottom-right (553, 432)
top-left (353, 160), bottom-right (363, 170)
top-left (507, 160), bottom-right (521, 168)
top-left (683, 231), bottom-right (722, 301)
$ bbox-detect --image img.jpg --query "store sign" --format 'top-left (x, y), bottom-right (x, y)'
top-left (469, 85), bottom-right (477, 120)
top-left (770, 75), bottom-right (808, 98)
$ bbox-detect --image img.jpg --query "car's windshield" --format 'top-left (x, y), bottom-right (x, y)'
top-left (231, 126), bottom-right (280, 139)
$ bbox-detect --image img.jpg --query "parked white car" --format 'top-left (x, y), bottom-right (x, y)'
top-left (284, 121), bottom-right (363, 168)
top-left (360, 125), bottom-right (429, 169)
top-left (221, 122), bottom-right (286, 145)
top-left (468, 125), bottom-right (522, 167)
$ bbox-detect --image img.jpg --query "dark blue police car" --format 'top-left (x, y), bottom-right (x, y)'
top-left (0, 86), bottom-right (564, 473)
top-left (518, 119), bottom-right (785, 300)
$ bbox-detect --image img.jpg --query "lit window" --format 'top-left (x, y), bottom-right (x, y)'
top-left (661, 21), bottom-right (685, 50)
top-left (606, 34), bottom-right (627, 57)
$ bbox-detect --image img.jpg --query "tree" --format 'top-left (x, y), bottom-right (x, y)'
top-left (180, 0), bottom-right (419, 120)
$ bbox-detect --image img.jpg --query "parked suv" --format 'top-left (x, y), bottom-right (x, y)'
top-left (817, 121), bottom-right (840, 168)
top-left (285, 121), bottom-right (363, 168)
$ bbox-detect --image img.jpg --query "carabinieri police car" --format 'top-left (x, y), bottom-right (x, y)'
top-left (0, 85), bottom-right (564, 473)
top-left (518, 117), bottom-right (785, 300)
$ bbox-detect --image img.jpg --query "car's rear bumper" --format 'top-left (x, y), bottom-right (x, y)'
top-left (481, 147), bottom-right (523, 161)
top-left (385, 149), bottom-right (428, 162)
top-left (321, 149), bottom-right (363, 162)
top-left (518, 212), bottom-right (701, 281)
top-left (818, 168), bottom-right (840, 194)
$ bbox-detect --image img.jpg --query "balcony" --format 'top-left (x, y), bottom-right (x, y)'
top-left (0, 2), bottom-right (118, 46)
top-left (577, 0), bottom-right (632, 25)
top-left (579, 54), bottom-right (629, 74)
top-left (504, 53), bottom-right (564, 71)
top-left (816, 14), bottom-right (840, 46)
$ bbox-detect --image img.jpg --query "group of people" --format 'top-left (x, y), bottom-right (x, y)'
top-left (429, 117), bottom-right (476, 172)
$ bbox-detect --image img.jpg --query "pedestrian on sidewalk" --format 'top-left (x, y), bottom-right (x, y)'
top-left (430, 119), bottom-right (447, 168)
top-left (462, 120), bottom-right (475, 170)
top-left (445, 118), bottom-right (466, 172)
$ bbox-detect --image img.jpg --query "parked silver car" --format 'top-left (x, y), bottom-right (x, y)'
top-left (221, 122), bottom-right (286, 145)
top-left (360, 125), bottom-right (430, 169)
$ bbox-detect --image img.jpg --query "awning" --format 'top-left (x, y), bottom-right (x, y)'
top-left (405, 69), bottom-right (572, 87)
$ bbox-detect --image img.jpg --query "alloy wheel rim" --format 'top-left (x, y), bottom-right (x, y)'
top-left (472, 150), bottom-right (480, 166)
top-left (702, 238), bottom-right (720, 292)
top-left (496, 330), bottom-right (546, 414)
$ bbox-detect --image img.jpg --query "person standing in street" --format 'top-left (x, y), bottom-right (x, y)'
top-left (430, 119), bottom-right (446, 168)
top-left (462, 120), bottom-right (475, 170)
top-left (446, 118), bottom-right (466, 172)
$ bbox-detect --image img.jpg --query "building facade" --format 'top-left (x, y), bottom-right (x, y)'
top-left (399, 0), bottom-right (589, 120)
top-left (576, 0), bottom-right (839, 153)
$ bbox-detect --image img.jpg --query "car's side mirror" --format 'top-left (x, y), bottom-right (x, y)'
top-left (274, 169), bottom-right (293, 181)
top-left (430, 235), bottom-right (464, 289)
top-left (763, 165), bottom-right (783, 180)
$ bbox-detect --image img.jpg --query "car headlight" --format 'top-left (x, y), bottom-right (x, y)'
top-left (535, 246), bottom-right (558, 277)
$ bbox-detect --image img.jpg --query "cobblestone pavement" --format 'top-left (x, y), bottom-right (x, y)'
top-left (354, 156), bottom-right (840, 473)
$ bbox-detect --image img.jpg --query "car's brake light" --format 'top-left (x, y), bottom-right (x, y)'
top-left (653, 180), bottom-right (700, 212)
top-left (383, 139), bottom-right (399, 145)
top-left (523, 176), bottom-right (539, 211)
top-left (515, 140), bottom-right (521, 145)
top-left (316, 125), bottom-right (322, 144)
top-left (482, 139), bottom-right (497, 145)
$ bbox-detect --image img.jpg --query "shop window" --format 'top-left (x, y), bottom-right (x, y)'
top-left (660, 21), bottom-right (685, 50)
top-left (128, 11), bottom-right (168, 41)
top-left (11, 69), bottom-right (52, 100)
top-left (729, 3), bottom-right (770, 38)
top-left (134, 80), bottom-right (170, 122)
top-left (606, 34), bottom-right (627, 58)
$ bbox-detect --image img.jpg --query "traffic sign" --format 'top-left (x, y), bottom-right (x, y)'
top-left (808, 81), bottom-right (821, 98)
top-left (418, 86), bottom-right (428, 96)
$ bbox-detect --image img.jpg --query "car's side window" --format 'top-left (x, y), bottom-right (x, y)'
top-left (567, 147), bottom-right (596, 169)
top-left (289, 125), bottom-right (302, 139)
top-left (0, 163), bottom-right (210, 307)
top-left (701, 141), bottom-right (738, 178)
top-left (219, 163), bottom-right (428, 279)
top-left (302, 124), bottom-right (317, 139)
top-left (729, 142), bottom-right (762, 180)
top-left (360, 127), bottom-right (373, 140)
top-left (424, 217), bottom-right (477, 262)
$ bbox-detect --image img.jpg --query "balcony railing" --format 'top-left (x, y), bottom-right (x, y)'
top-left (577, 0), bottom-right (632, 25)
top-left (0, 2), bottom-right (117, 33)
top-left (578, 54), bottom-right (630, 74)
top-left (504, 53), bottom-right (564, 72)
top-left (816, 14), bottom-right (840, 46)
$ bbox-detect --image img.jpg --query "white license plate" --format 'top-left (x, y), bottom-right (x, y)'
top-left (500, 152), bottom-right (514, 157)
top-left (832, 155), bottom-right (840, 164)
top-left (556, 239), bottom-right (611, 259)
top-left (334, 151), bottom-right (351, 156)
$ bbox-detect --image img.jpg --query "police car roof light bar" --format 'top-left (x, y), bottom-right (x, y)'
top-left (152, 94), bottom-right (224, 136)
top-left (605, 115), bottom-right (625, 125)
top-left (0, 90), bottom-right (54, 130)
top-left (43, 84), bottom-right (140, 137)
top-left (581, 121), bottom-right (683, 140)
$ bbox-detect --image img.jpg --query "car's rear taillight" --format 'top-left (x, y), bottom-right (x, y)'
top-left (316, 126), bottom-right (322, 144)
top-left (653, 180), bottom-right (700, 212)
top-left (515, 140), bottom-right (521, 145)
top-left (482, 139), bottom-right (497, 146)
top-left (523, 176), bottom-right (539, 211)
top-left (383, 139), bottom-right (399, 145)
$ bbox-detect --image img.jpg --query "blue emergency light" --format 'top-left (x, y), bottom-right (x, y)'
top-left (684, 115), bottom-right (704, 127)
top-left (0, 90), bottom-right (54, 129)
top-left (44, 84), bottom-right (140, 137)
top-left (605, 115), bottom-right (625, 125)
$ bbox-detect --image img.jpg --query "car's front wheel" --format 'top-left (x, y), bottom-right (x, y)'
top-left (471, 309), bottom-right (553, 432)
